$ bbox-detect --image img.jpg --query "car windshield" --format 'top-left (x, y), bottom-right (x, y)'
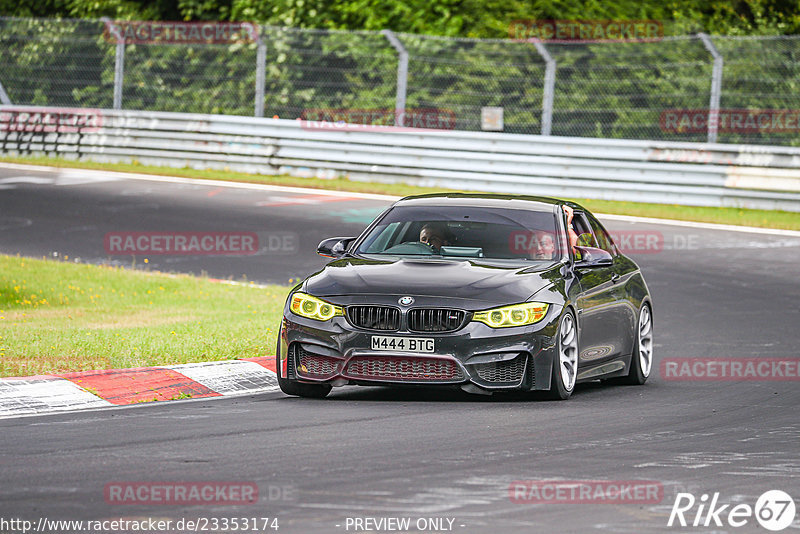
top-left (356, 205), bottom-right (560, 262)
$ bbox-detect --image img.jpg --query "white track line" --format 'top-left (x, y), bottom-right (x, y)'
top-left (1, 162), bottom-right (797, 236)
top-left (597, 213), bottom-right (800, 236)
top-left (59, 164), bottom-right (397, 200)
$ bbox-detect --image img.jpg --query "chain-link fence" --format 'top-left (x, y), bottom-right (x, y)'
top-left (2, 17), bottom-right (800, 146)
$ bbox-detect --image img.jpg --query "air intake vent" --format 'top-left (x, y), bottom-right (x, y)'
top-left (295, 344), bottom-right (340, 379)
top-left (344, 356), bottom-right (464, 382)
top-left (472, 354), bottom-right (527, 385)
top-left (346, 306), bottom-right (400, 331)
top-left (408, 308), bottom-right (466, 333)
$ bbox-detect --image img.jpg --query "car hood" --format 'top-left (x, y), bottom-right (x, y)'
top-left (304, 256), bottom-right (561, 308)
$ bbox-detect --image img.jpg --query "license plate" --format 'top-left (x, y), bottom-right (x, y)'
top-left (370, 336), bottom-right (434, 353)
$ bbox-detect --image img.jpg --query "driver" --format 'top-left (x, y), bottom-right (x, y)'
top-left (419, 223), bottom-right (451, 251)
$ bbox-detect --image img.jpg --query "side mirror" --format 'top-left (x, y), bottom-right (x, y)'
top-left (574, 246), bottom-right (613, 267)
top-left (317, 237), bottom-right (356, 258)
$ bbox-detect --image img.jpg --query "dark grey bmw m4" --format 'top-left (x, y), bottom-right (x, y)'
top-left (277, 193), bottom-right (653, 400)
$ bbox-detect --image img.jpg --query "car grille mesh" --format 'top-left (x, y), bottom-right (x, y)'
top-left (346, 306), bottom-right (400, 331)
top-left (295, 345), bottom-right (340, 379)
top-left (344, 356), bottom-right (464, 382)
top-left (408, 308), bottom-right (466, 332)
top-left (473, 355), bottom-right (527, 384)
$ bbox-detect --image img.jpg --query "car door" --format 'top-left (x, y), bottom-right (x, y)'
top-left (572, 212), bottom-right (628, 368)
top-left (587, 213), bottom-right (638, 359)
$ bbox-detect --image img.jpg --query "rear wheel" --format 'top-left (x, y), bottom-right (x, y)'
top-left (276, 328), bottom-right (332, 399)
top-left (546, 310), bottom-right (578, 400)
top-left (621, 303), bottom-right (653, 385)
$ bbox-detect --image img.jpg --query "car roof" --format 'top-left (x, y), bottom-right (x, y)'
top-left (395, 192), bottom-right (582, 212)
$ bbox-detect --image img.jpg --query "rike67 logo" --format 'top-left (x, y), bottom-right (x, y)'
top-left (668, 490), bottom-right (796, 531)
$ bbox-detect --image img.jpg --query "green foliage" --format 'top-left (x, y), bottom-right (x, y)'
top-left (0, 18), bottom-right (112, 107)
top-left (2, 0), bottom-right (800, 36)
top-left (0, 253), bottom-right (288, 377)
top-left (1, 2), bottom-right (799, 145)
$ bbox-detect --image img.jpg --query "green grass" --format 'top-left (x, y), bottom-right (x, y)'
top-left (0, 254), bottom-right (289, 378)
top-left (2, 155), bottom-right (799, 231)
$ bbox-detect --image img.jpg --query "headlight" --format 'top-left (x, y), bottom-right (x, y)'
top-left (289, 292), bottom-right (343, 321)
top-left (472, 302), bottom-right (549, 328)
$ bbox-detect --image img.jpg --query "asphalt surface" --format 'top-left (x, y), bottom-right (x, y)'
top-left (0, 165), bottom-right (390, 284)
top-left (1, 164), bottom-right (799, 533)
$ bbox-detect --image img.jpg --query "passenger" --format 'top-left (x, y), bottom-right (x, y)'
top-left (532, 232), bottom-right (556, 260)
top-left (563, 205), bottom-right (579, 252)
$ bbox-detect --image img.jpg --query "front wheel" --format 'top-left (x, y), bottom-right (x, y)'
top-left (621, 303), bottom-right (653, 385)
top-left (546, 310), bottom-right (579, 400)
top-left (276, 328), bottom-right (332, 399)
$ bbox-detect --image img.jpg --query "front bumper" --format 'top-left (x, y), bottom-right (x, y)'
top-left (279, 301), bottom-right (563, 393)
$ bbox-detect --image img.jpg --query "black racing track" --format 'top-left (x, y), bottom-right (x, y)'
top-left (1, 165), bottom-right (798, 533)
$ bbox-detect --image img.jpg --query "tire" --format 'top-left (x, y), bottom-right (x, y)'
top-left (621, 303), bottom-right (653, 385)
top-left (276, 327), bottom-right (332, 399)
top-left (546, 310), bottom-right (579, 400)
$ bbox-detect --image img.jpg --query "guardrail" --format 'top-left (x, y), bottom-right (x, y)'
top-left (2, 106), bottom-right (800, 212)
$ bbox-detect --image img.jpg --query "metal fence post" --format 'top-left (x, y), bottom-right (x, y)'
top-left (253, 24), bottom-right (266, 118)
top-left (532, 39), bottom-right (555, 136)
top-left (382, 30), bottom-right (408, 127)
top-left (0, 79), bottom-right (11, 105)
top-left (699, 33), bottom-right (723, 144)
top-left (101, 17), bottom-right (125, 110)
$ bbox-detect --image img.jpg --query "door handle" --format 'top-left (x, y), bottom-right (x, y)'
top-left (611, 273), bottom-right (620, 283)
